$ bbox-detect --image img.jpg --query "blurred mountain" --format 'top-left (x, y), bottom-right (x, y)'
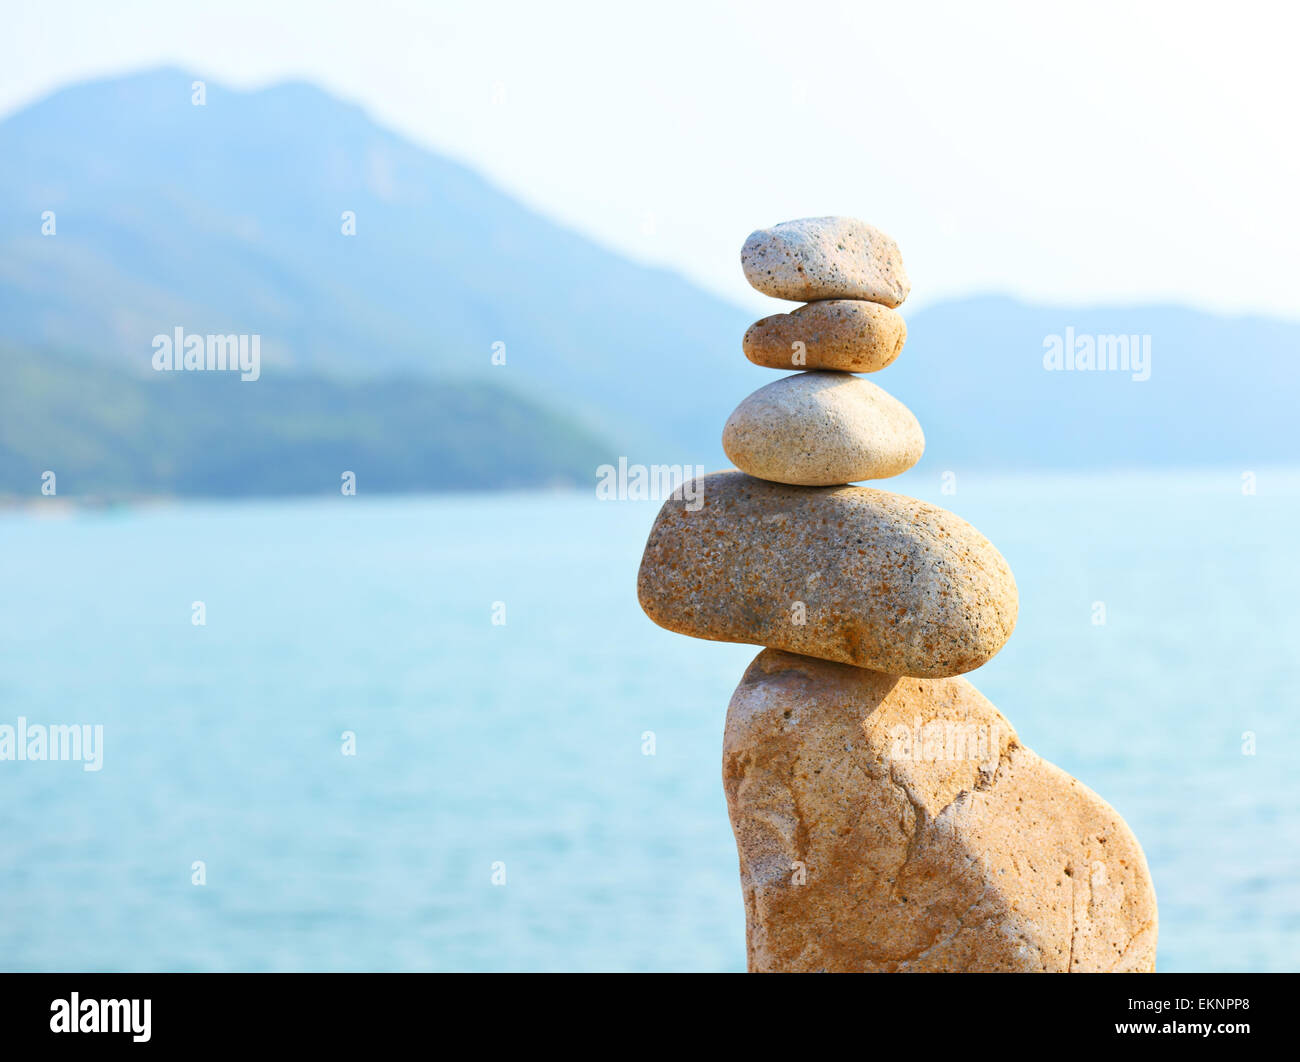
top-left (1, 68), bottom-right (1297, 495)
top-left (0, 67), bottom-right (759, 469)
top-left (886, 296), bottom-right (1299, 474)
top-left (0, 346), bottom-right (609, 496)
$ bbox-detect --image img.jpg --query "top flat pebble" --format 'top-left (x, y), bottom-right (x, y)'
top-left (741, 216), bottom-right (910, 306)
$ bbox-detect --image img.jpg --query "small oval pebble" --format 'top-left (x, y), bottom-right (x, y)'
top-left (743, 300), bottom-right (907, 372)
top-left (741, 216), bottom-right (910, 305)
top-left (722, 371), bottom-right (923, 486)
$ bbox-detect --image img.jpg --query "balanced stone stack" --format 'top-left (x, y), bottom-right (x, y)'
top-left (637, 217), bottom-right (1157, 972)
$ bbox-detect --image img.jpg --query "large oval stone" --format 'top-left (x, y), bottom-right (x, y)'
top-left (724, 649), bottom-right (1158, 972)
top-left (743, 299), bottom-right (907, 373)
top-left (636, 471), bottom-right (1017, 677)
top-left (722, 372), bottom-right (924, 485)
top-left (741, 217), bottom-right (910, 305)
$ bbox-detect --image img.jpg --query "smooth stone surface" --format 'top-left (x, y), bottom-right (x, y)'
top-left (722, 372), bottom-right (923, 485)
top-left (741, 217), bottom-right (910, 305)
top-left (743, 300), bottom-right (907, 373)
top-left (724, 649), bottom-right (1159, 972)
top-left (636, 471), bottom-right (1017, 677)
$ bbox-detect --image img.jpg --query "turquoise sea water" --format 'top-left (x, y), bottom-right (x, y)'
top-left (1, 468), bottom-right (1297, 971)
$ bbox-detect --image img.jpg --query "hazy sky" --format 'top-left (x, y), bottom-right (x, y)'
top-left (5, 0), bottom-right (1298, 317)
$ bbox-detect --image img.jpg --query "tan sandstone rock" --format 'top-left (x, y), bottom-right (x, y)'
top-left (636, 470), bottom-right (1017, 677)
top-left (743, 300), bottom-right (907, 373)
top-left (723, 649), bottom-right (1158, 972)
top-left (741, 217), bottom-right (911, 305)
top-left (722, 371), bottom-right (924, 486)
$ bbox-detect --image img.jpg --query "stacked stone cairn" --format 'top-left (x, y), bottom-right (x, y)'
top-left (637, 217), bottom-right (1157, 972)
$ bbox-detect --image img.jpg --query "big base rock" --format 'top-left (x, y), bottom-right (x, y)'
top-left (723, 649), bottom-right (1158, 972)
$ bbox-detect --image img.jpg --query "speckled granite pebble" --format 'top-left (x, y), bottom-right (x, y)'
top-left (724, 649), bottom-right (1158, 972)
top-left (722, 371), bottom-right (923, 485)
top-left (743, 299), bottom-right (907, 372)
top-left (636, 471), bottom-right (1017, 677)
top-left (741, 217), bottom-right (910, 305)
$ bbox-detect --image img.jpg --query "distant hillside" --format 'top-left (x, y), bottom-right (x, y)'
top-left (2, 68), bottom-right (1298, 481)
top-left (0, 347), bottom-right (609, 497)
top-left (886, 297), bottom-right (1300, 472)
top-left (0, 67), bottom-right (759, 462)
